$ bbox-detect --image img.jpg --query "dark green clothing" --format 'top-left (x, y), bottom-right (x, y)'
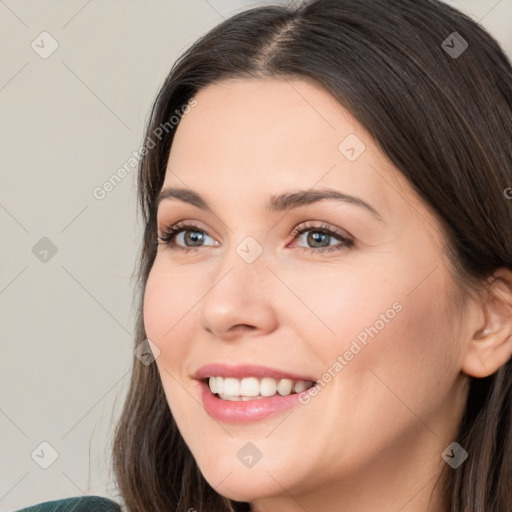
top-left (13, 496), bottom-right (122, 512)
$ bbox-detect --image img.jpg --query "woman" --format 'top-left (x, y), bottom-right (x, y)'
top-left (110, 0), bottom-right (512, 511)
top-left (102, 1), bottom-right (512, 511)
top-left (81, 0), bottom-right (512, 511)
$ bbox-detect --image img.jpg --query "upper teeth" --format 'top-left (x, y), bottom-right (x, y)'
top-left (208, 376), bottom-right (315, 400)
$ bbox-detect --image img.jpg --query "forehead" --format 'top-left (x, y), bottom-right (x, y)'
top-left (163, 77), bottom-right (421, 222)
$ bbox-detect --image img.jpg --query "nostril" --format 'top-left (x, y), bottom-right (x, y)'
top-left (231, 325), bottom-right (256, 333)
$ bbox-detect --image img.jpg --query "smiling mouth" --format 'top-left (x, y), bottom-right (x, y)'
top-left (205, 376), bottom-right (316, 401)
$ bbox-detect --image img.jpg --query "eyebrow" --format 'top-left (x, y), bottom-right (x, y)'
top-left (155, 187), bottom-right (383, 220)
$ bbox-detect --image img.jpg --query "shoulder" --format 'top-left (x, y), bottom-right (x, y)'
top-left (13, 496), bottom-right (122, 512)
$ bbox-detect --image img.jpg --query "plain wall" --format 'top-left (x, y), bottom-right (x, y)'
top-left (1, 0), bottom-right (511, 510)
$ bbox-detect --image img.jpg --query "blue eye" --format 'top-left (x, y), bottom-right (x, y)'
top-left (156, 222), bottom-right (216, 253)
top-left (155, 221), bottom-right (354, 254)
top-left (289, 222), bottom-right (354, 253)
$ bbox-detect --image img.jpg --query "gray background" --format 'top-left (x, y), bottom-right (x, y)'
top-left (1, 0), bottom-right (511, 510)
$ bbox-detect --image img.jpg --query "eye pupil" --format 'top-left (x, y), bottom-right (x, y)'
top-left (185, 231), bottom-right (204, 246)
top-left (308, 231), bottom-right (329, 247)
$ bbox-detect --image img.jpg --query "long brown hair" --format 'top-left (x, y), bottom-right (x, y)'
top-left (111, 1), bottom-right (512, 510)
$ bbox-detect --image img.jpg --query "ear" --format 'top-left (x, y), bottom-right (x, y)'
top-left (461, 268), bottom-right (512, 378)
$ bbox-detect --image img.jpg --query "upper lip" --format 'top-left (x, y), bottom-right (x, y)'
top-left (193, 363), bottom-right (317, 382)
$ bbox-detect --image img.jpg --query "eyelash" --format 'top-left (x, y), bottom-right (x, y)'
top-left (155, 221), bottom-right (354, 254)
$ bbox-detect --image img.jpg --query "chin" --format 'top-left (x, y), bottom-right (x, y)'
top-left (201, 468), bottom-right (282, 503)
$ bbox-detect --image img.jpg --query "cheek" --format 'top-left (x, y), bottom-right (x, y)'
top-left (287, 266), bottom-right (459, 474)
top-left (300, 253), bottom-right (458, 410)
top-left (334, 265), bottom-right (458, 419)
top-left (143, 266), bottom-right (168, 341)
top-left (284, 263), bottom-right (405, 362)
top-left (143, 264), bottom-right (204, 426)
top-left (142, 261), bottom-right (198, 365)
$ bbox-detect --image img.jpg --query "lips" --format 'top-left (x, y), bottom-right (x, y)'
top-left (193, 363), bottom-right (319, 423)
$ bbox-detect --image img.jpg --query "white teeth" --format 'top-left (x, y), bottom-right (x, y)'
top-left (223, 377), bottom-right (240, 396)
top-left (293, 380), bottom-right (310, 393)
top-left (218, 393), bottom-right (240, 401)
top-left (219, 393), bottom-right (267, 401)
top-left (277, 378), bottom-right (294, 396)
top-left (208, 377), bottom-right (218, 394)
top-left (207, 376), bottom-right (315, 400)
top-left (260, 377), bottom-right (277, 397)
top-left (239, 377), bottom-right (260, 396)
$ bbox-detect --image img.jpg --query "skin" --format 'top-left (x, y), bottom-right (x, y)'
top-left (143, 77), bottom-right (512, 512)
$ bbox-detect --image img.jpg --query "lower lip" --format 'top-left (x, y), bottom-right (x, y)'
top-left (198, 380), bottom-right (310, 424)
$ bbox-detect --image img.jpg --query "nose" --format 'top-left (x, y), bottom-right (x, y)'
top-left (198, 244), bottom-right (279, 341)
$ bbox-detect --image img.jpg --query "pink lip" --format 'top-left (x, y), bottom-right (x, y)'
top-left (198, 380), bottom-right (314, 424)
top-left (193, 363), bottom-right (316, 382)
top-left (193, 363), bottom-right (318, 424)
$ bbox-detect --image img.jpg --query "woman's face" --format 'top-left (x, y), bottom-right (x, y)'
top-left (143, 77), bottom-right (470, 509)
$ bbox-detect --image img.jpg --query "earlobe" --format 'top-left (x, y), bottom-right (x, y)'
top-left (461, 268), bottom-right (512, 379)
